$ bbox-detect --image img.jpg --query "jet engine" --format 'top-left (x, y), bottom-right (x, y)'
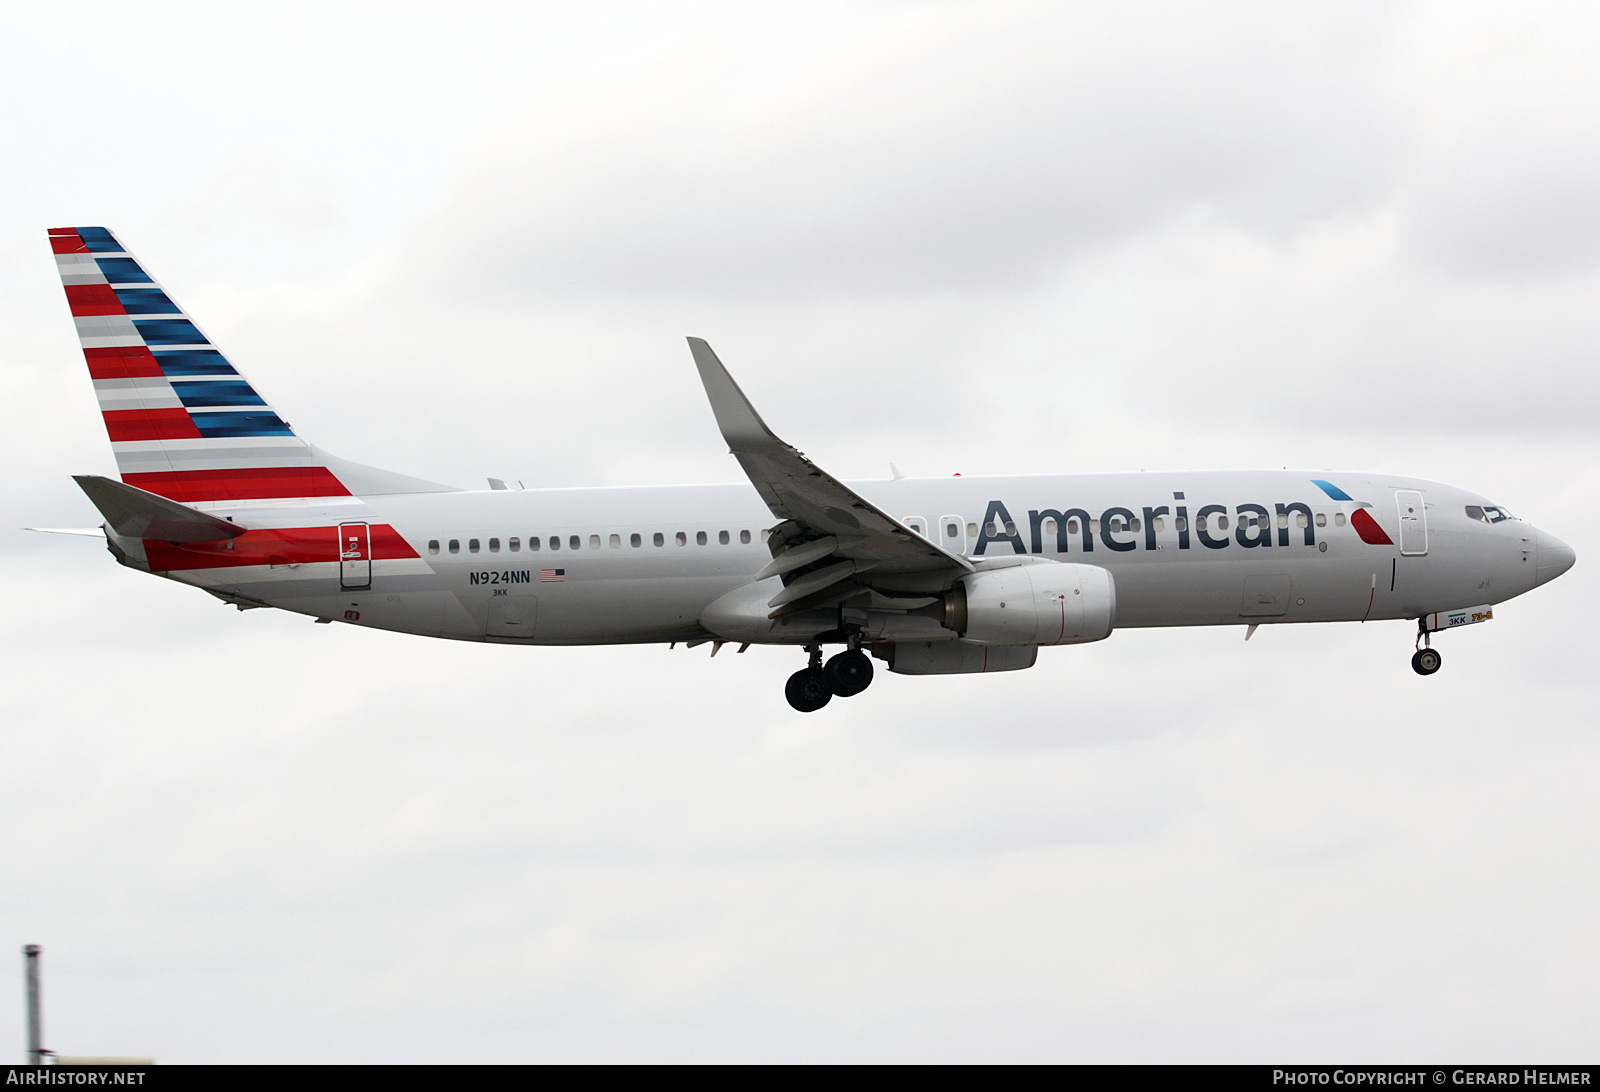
top-left (947, 561), bottom-right (1116, 646)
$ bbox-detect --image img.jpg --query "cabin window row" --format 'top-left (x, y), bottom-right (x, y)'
top-left (425, 529), bottom-right (757, 555)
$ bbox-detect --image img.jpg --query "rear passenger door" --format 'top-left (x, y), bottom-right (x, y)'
top-left (339, 522), bottom-right (371, 589)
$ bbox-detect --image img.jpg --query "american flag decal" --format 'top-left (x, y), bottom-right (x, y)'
top-left (540, 568), bottom-right (566, 582)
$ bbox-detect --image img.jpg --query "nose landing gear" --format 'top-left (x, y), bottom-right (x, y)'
top-left (1411, 619), bottom-right (1442, 676)
top-left (785, 644), bottom-right (877, 711)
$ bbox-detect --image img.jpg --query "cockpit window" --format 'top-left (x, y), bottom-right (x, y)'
top-left (1466, 505), bottom-right (1513, 524)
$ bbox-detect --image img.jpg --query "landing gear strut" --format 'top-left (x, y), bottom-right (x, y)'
top-left (785, 644), bottom-right (877, 711)
top-left (1411, 621), bottom-right (1442, 676)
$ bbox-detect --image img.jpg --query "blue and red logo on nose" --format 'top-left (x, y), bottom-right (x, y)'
top-left (1311, 480), bottom-right (1394, 546)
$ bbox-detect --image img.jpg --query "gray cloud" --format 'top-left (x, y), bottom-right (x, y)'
top-left (1405, 119), bottom-right (1600, 281)
top-left (429, 4), bottom-right (1403, 299)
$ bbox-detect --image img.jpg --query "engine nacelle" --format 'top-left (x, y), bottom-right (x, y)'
top-left (955, 562), bottom-right (1116, 646)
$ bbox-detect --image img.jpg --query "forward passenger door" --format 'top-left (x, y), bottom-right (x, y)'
top-left (1396, 491), bottom-right (1427, 556)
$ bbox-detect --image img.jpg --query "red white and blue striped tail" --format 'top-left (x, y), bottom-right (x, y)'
top-left (49, 225), bottom-right (357, 505)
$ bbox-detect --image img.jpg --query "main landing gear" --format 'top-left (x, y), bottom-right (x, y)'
top-left (1411, 619), bottom-right (1442, 676)
top-left (785, 644), bottom-right (875, 712)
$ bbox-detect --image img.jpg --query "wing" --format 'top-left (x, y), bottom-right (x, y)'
top-left (687, 337), bottom-right (971, 617)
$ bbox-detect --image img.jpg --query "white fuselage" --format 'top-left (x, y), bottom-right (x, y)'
top-left (117, 469), bottom-right (1553, 647)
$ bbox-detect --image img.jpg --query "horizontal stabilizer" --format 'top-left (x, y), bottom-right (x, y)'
top-left (24, 527), bottom-right (104, 537)
top-left (73, 474), bottom-right (246, 542)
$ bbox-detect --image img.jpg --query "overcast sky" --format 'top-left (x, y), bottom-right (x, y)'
top-left (2, 1), bottom-right (1597, 1063)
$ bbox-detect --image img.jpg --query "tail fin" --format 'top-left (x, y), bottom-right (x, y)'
top-left (49, 227), bottom-right (453, 503)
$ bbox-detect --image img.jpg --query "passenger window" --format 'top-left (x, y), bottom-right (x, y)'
top-left (676, 531), bottom-right (687, 546)
top-left (1295, 514), bottom-right (1308, 529)
top-left (609, 534), bottom-right (621, 548)
top-left (428, 539), bottom-right (440, 555)
top-left (1334, 513), bottom-right (1346, 527)
top-left (945, 522), bottom-right (959, 538)
top-left (1003, 520), bottom-right (1017, 536)
top-left (549, 536), bottom-right (560, 550)
top-left (570, 535), bottom-right (581, 550)
top-left (1218, 516), bottom-right (1229, 530)
top-left (719, 530), bottom-right (730, 545)
top-left (489, 538), bottom-right (500, 553)
top-left (1130, 518), bottom-right (1142, 533)
top-left (528, 537), bottom-right (540, 551)
top-left (448, 539), bottom-right (460, 554)
top-left (589, 534), bottom-right (601, 549)
top-left (509, 537), bottom-right (520, 552)
top-left (696, 531), bottom-right (707, 545)
top-left (760, 529), bottom-right (771, 543)
top-left (1153, 517), bottom-right (1165, 532)
top-left (654, 532), bottom-right (665, 547)
top-left (1277, 514), bottom-right (1289, 529)
top-left (1174, 516), bottom-right (1186, 532)
top-left (1067, 519), bottom-right (1079, 533)
top-left (1315, 513), bottom-right (1327, 528)
top-left (966, 522), bottom-right (978, 538)
top-left (1090, 519), bottom-right (1101, 533)
top-left (630, 533), bottom-right (642, 547)
top-left (469, 538), bottom-right (480, 553)
top-left (740, 530), bottom-right (751, 544)
top-left (1042, 518), bottom-right (1057, 535)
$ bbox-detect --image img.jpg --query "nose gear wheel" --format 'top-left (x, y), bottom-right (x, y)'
top-left (1411, 648), bottom-right (1442, 675)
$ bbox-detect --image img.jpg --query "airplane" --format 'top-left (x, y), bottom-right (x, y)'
top-left (43, 226), bottom-right (1577, 711)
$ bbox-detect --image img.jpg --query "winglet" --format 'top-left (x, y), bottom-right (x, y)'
top-left (73, 475), bottom-right (246, 542)
top-left (687, 337), bottom-right (782, 451)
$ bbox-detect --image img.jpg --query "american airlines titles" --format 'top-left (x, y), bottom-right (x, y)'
top-left (971, 493), bottom-right (1326, 556)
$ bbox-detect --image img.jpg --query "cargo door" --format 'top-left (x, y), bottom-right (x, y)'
top-left (487, 594), bottom-right (538, 638)
top-left (339, 522), bottom-right (371, 589)
top-left (1240, 574), bottom-right (1292, 617)
top-left (1396, 490), bottom-right (1427, 556)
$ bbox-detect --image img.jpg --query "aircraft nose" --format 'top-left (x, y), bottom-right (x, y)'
top-left (1535, 528), bottom-right (1576, 587)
